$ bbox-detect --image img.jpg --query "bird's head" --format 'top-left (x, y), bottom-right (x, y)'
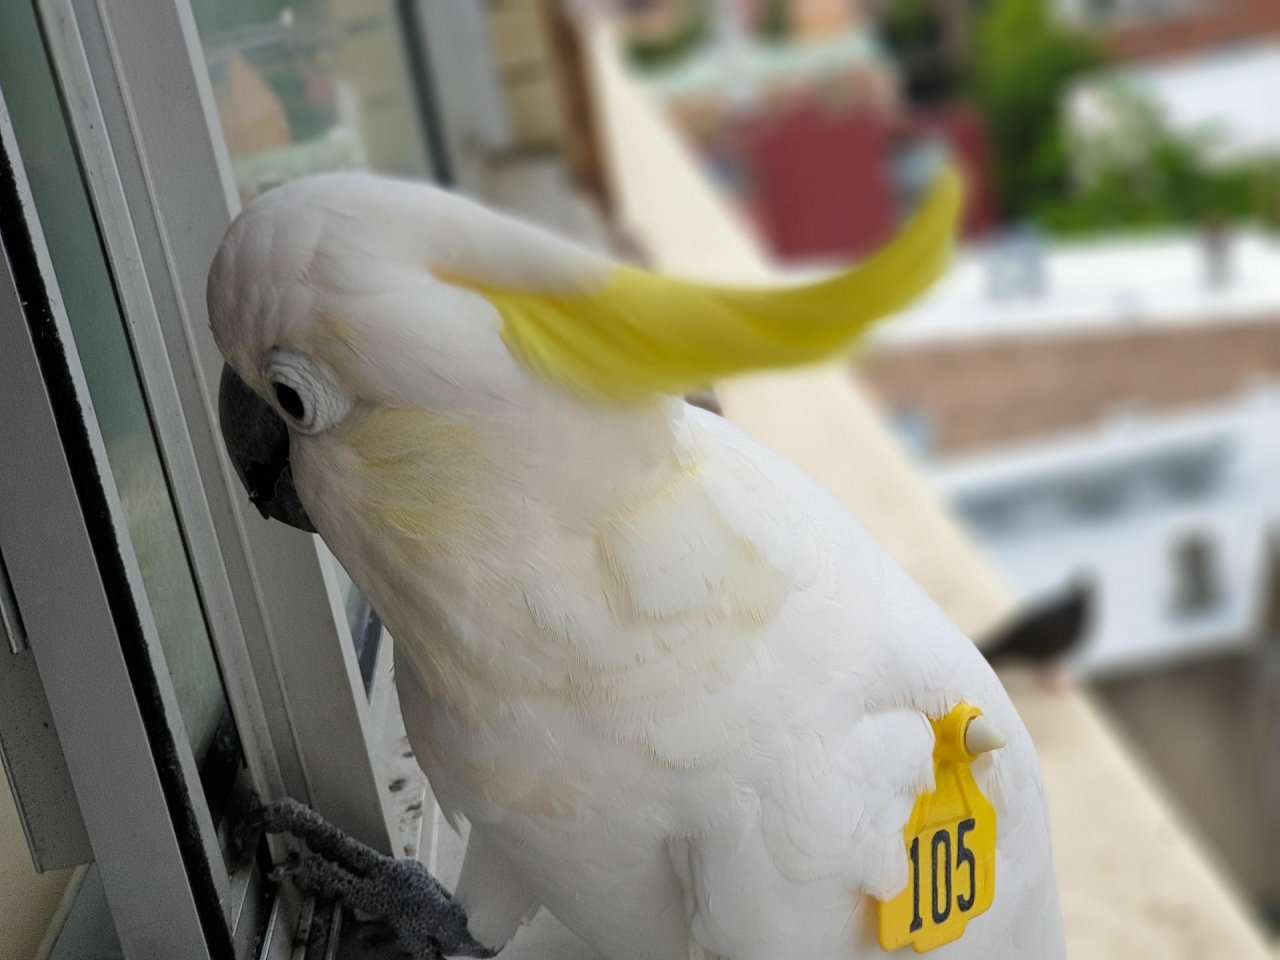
top-left (209, 171), bottom-right (960, 531)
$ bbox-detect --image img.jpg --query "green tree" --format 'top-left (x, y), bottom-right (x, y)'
top-left (1043, 86), bottom-right (1262, 234)
top-left (882, 0), bottom-right (956, 103)
top-left (626, 1), bottom-right (711, 70)
top-left (759, 0), bottom-right (790, 43)
top-left (969, 0), bottom-right (1101, 220)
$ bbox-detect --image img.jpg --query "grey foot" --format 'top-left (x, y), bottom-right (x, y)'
top-left (252, 797), bottom-right (497, 959)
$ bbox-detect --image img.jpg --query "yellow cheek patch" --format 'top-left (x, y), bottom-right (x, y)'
top-left (878, 703), bottom-right (998, 953)
top-left (455, 168), bottom-right (961, 401)
top-left (343, 406), bottom-right (490, 552)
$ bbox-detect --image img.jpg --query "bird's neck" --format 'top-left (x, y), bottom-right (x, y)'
top-left (300, 396), bottom-right (694, 724)
top-left (485, 394), bottom-right (685, 519)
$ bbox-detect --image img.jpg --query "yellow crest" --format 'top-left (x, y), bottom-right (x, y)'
top-left (456, 168), bottom-right (962, 401)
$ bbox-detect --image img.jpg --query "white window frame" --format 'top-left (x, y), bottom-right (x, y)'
top-left (0, 97), bottom-right (218, 960)
top-left (1, 0), bottom-right (459, 954)
top-left (4, 0), bottom-right (510, 953)
top-left (36, 0), bottom-right (397, 857)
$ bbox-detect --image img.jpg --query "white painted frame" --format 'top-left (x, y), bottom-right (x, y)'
top-left (10, 0), bottom-right (496, 952)
top-left (36, 0), bottom-right (397, 858)
top-left (0, 94), bottom-right (216, 960)
top-left (13, 0), bottom-right (423, 954)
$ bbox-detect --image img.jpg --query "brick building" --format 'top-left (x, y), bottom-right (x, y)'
top-left (1102, 0), bottom-right (1280, 64)
top-left (862, 319), bottom-right (1280, 455)
top-left (857, 231), bottom-right (1280, 456)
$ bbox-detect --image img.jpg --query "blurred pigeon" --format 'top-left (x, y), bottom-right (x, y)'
top-left (981, 581), bottom-right (1093, 689)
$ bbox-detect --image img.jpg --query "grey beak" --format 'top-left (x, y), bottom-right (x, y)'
top-left (218, 364), bottom-right (316, 533)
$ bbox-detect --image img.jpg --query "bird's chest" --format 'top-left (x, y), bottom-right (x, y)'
top-left (391, 631), bottom-right (676, 835)
top-left (368, 543), bottom-right (721, 831)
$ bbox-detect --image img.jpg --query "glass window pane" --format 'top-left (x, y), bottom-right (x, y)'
top-left (191, 0), bottom-right (433, 202)
top-left (0, 0), bottom-right (231, 773)
top-left (191, 2), bottom-right (427, 684)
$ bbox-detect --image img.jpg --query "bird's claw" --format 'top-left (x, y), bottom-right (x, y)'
top-left (267, 851), bottom-right (305, 885)
top-left (254, 795), bottom-right (316, 835)
top-left (228, 793), bottom-right (269, 864)
top-left (230, 794), bottom-right (324, 864)
top-left (237, 795), bottom-right (499, 958)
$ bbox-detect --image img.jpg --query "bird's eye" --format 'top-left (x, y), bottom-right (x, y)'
top-left (265, 351), bottom-right (351, 435)
top-left (273, 381), bottom-right (306, 421)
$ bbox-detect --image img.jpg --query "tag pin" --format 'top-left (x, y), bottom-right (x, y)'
top-left (964, 715), bottom-right (1006, 756)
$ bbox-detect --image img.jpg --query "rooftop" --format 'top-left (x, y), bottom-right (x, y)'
top-left (1070, 42), bottom-right (1280, 166)
top-left (866, 228), bottom-right (1280, 347)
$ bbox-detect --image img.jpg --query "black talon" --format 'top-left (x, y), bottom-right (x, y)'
top-left (228, 791), bottom-right (269, 865)
top-left (267, 851), bottom-right (303, 884)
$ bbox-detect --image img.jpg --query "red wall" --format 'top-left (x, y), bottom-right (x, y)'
top-left (902, 106), bottom-right (996, 240)
top-left (731, 100), bottom-right (995, 262)
top-left (741, 104), bottom-right (895, 259)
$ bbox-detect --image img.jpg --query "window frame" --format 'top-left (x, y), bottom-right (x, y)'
top-left (0, 96), bottom-right (218, 960)
top-left (5, 0), bottom-right (496, 951)
top-left (36, 0), bottom-right (397, 859)
top-left (5, 0), bottom-right (447, 953)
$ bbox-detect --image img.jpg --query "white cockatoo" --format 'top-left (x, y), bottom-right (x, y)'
top-left (210, 170), bottom-right (1064, 960)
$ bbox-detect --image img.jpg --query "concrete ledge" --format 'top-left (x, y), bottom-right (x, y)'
top-left (1013, 674), bottom-right (1272, 958)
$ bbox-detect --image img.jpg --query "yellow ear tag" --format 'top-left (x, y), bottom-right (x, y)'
top-left (877, 703), bottom-right (997, 953)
